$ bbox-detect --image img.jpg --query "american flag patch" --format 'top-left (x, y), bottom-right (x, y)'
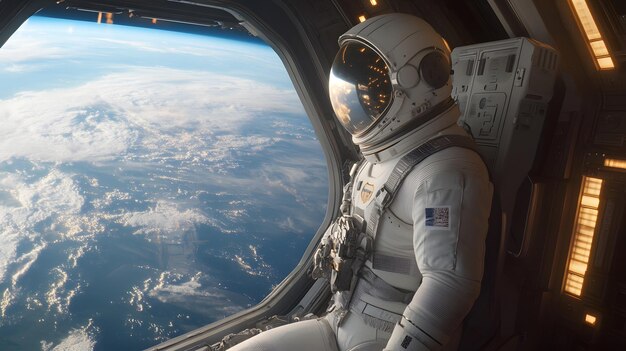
top-left (425, 206), bottom-right (450, 230)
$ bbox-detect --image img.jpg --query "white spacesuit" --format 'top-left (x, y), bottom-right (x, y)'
top-left (230, 13), bottom-right (492, 351)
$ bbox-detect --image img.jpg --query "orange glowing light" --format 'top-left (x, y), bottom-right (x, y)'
top-left (106, 13), bottom-right (114, 25)
top-left (604, 158), bottom-right (626, 170)
top-left (97, 12), bottom-right (102, 24)
top-left (564, 176), bottom-right (603, 297)
top-left (152, 18), bottom-right (157, 24)
top-left (569, 0), bottom-right (615, 70)
top-left (585, 313), bottom-right (597, 326)
top-left (358, 15), bottom-right (367, 23)
top-left (597, 57), bottom-right (615, 70)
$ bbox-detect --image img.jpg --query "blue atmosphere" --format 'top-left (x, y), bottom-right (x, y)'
top-left (0, 16), bottom-right (328, 351)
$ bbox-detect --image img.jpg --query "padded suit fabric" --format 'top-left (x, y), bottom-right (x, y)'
top-left (229, 309), bottom-right (393, 351)
top-left (380, 135), bottom-right (492, 349)
top-left (326, 307), bottom-right (391, 350)
top-left (228, 318), bottom-right (339, 351)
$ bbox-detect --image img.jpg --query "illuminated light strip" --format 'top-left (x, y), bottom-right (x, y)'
top-left (97, 12), bottom-right (102, 24)
top-left (569, 0), bottom-right (615, 70)
top-left (604, 158), bottom-right (626, 170)
top-left (564, 176), bottom-right (603, 297)
top-left (585, 313), bottom-right (597, 326)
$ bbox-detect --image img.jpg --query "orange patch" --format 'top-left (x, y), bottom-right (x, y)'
top-left (361, 182), bottom-right (375, 203)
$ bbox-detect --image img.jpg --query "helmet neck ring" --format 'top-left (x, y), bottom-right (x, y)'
top-left (359, 96), bottom-right (456, 154)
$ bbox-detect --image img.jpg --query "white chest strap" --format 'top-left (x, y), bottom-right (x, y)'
top-left (362, 134), bottom-right (479, 275)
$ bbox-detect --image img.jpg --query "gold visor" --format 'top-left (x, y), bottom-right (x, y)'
top-left (328, 41), bottom-right (392, 135)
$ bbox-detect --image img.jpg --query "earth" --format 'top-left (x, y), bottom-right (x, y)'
top-left (0, 16), bottom-right (328, 351)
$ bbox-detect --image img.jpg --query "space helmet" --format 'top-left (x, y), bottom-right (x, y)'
top-left (328, 14), bottom-right (454, 156)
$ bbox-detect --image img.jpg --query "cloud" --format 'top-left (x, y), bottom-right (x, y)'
top-left (50, 330), bottom-right (94, 351)
top-left (0, 169), bottom-right (84, 226)
top-left (0, 230), bottom-right (18, 285)
top-left (119, 200), bottom-right (208, 241)
top-left (0, 243), bottom-right (47, 318)
top-left (0, 169), bottom-right (88, 292)
top-left (4, 64), bottom-right (36, 73)
top-left (146, 271), bottom-right (246, 316)
top-left (11, 243), bottom-right (46, 286)
top-left (0, 66), bottom-right (303, 163)
top-left (43, 320), bottom-right (97, 351)
top-left (150, 272), bottom-right (205, 298)
top-left (93, 38), bottom-right (227, 58)
top-left (0, 37), bottom-right (66, 66)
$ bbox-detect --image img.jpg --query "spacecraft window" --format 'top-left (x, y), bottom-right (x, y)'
top-left (0, 13), bottom-right (328, 351)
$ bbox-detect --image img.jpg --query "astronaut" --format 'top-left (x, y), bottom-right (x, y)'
top-left (230, 13), bottom-right (493, 351)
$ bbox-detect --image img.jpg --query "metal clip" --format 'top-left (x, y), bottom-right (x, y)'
top-left (374, 186), bottom-right (391, 208)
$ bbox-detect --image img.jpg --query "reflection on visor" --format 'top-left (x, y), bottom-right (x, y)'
top-left (329, 41), bottom-right (392, 135)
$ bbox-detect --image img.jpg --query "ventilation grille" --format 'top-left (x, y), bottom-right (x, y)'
top-left (536, 47), bottom-right (558, 71)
